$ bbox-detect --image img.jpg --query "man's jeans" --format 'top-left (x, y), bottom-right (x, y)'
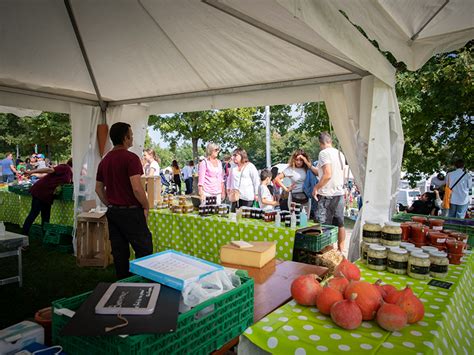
top-left (448, 203), bottom-right (469, 219)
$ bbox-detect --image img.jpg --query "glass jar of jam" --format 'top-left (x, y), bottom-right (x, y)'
top-left (411, 223), bottom-right (427, 244)
top-left (400, 222), bottom-right (412, 242)
top-left (367, 245), bottom-right (387, 271)
top-left (387, 248), bottom-right (408, 274)
top-left (428, 218), bottom-right (444, 231)
top-left (408, 252), bottom-right (431, 280)
top-left (411, 216), bottom-right (428, 225)
top-left (381, 222), bottom-right (402, 247)
top-left (363, 221), bottom-right (382, 244)
top-left (429, 251), bottom-right (449, 278)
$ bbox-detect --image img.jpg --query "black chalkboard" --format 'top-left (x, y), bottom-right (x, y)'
top-left (428, 279), bottom-right (453, 289)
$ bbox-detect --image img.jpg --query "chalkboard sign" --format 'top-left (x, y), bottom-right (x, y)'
top-left (428, 279), bottom-right (453, 290)
top-left (95, 283), bottom-right (160, 315)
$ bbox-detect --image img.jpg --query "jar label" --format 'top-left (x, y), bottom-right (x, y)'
top-left (436, 238), bottom-right (446, 243)
top-left (363, 230), bottom-right (381, 239)
top-left (387, 259), bottom-right (408, 270)
top-left (382, 232), bottom-right (402, 241)
top-left (433, 226), bottom-right (443, 231)
top-left (430, 264), bottom-right (448, 273)
top-left (410, 264), bottom-right (430, 275)
top-left (368, 257), bottom-right (386, 266)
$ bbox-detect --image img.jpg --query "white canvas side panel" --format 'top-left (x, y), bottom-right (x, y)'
top-left (0, 91), bottom-right (72, 114)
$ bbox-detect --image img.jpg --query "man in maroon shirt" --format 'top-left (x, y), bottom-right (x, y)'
top-left (22, 159), bottom-right (73, 235)
top-left (96, 122), bottom-right (152, 279)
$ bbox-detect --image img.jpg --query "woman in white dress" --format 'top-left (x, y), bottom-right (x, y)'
top-left (227, 148), bottom-right (260, 211)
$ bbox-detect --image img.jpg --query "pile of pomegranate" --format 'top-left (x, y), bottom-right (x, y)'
top-left (290, 258), bottom-right (425, 331)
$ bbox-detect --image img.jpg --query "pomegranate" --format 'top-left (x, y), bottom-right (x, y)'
top-left (327, 276), bottom-right (349, 294)
top-left (330, 293), bottom-right (363, 330)
top-left (316, 287), bottom-right (344, 315)
top-left (376, 303), bottom-right (408, 331)
top-left (290, 274), bottom-right (323, 306)
top-left (344, 281), bottom-right (382, 320)
top-left (334, 258), bottom-right (361, 281)
top-left (397, 293), bottom-right (425, 323)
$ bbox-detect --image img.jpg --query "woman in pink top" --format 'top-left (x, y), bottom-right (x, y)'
top-left (198, 142), bottom-right (225, 204)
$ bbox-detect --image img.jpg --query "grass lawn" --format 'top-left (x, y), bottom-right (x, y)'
top-left (0, 223), bottom-right (116, 329)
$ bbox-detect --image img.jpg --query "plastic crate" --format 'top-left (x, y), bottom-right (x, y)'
top-left (43, 233), bottom-right (72, 246)
top-left (43, 223), bottom-right (73, 236)
top-left (392, 213), bottom-right (474, 247)
top-left (29, 224), bottom-right (44, 241)
top-left (52, 274), bottom-right (254, 355)
top-left (294, 225), bottom-right (338, 252)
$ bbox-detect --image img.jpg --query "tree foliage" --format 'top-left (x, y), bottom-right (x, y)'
top-left (396, 43), bottom-right (473, 183)
top-left (0, 112), bottom-right (71, 162)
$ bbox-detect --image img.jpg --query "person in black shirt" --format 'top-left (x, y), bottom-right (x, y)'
top-left (407, 192), bottom-right (437, 215)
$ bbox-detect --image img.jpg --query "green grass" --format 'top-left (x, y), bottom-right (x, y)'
top-left (0, 223), bottom-right (116, 329)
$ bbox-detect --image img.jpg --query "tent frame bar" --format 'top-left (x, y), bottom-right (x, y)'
top-left (202, 0), bottom-right (369, 77)
top-left (109, 73), bottom-right (361, 106)
top-left (0, 85), bottom-right (100, 106)
top-left (64, 0), bottom-right (107, 115)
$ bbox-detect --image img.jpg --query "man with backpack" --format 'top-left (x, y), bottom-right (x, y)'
top-left (446, 159), bottom-right (472, 219)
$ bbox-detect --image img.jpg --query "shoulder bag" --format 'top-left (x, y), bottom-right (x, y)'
top-left (442, 171), bottom-right (467, 209)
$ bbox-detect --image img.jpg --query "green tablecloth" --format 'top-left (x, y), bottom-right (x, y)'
top-left (0, 191), bottom-right (74, 227)
top-left (243, 253), bottom-right (473, 354)
top-left (147, 210), bottom-right (324, 262)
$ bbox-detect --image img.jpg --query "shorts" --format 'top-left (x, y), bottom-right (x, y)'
top-left (316, 195), bottom-right (344, 227)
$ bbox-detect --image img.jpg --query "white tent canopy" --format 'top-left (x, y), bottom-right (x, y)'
top-left (0, 0), bottom-right (471, 260)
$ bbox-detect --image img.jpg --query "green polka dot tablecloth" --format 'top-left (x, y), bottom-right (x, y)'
top-left (147, 210), bottom-right (332, 263)
top-left (0, 191), bottom-right (74, 227)
top-left (243, 253), bottom-right (473, 354)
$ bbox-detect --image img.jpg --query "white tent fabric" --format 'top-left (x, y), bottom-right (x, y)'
top-left (321, 77), bottom-right (404, 260)
top-left (332, 0), bottom-right (474, 70)
top-left (0, 106), bottom-right (41, 118)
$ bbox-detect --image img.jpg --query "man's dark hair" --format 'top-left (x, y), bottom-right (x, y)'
top-left (109, 122), bottom-right (131, 146)
top-left (454, 159), bottom-right (465, 169)
top-left (260, 169), bottom-right (272, 181)
top-left (66, 158), bottom-right (73, 167)
top-left (318, 132), bottom-right (332, 145)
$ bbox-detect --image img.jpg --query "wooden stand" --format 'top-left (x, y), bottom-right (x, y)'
top-left (76, 216), bottom-right (113, 268)
top-left (141, 176), bottom-right (162, 209)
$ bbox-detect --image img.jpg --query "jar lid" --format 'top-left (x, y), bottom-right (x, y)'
top-left (430, 251), bottom-right (448, 258)
top-left (421, 246), bottom-right (438, 252)
top-left (390, 248), bottom-right (408, 255)
top-left (409, 247), bottom-right (423, 253)
top-left (385, 221), bottom-right (401, 227)
top-left (369, 245), bottom-right (386, 251)
top-left (365, 220), bottom-right (382, 225)
top-left (400, 242), bottom-right (414, 248)
top-left (411, 252), bottom-right (429, 259)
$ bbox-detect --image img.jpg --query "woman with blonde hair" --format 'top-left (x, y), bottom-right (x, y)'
top-left (227, 148), bottom-right (259, 211)
top-left (143, 149), bottom-right (160, 177)
top-left (198, 142), bottom-right (225, 204)
top-left (274, 149), bottom-right (311, 211)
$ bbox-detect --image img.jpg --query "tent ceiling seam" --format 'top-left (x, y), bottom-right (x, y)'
top-left (0, 85), bottom-right (100, 106)
top-left (108, 73), bottom-right (361, 106)
top-left (137, 0), bottom-right (212, 90)
top-left (64, 0), bottom-right (108, 114)
top-left (202, 0), bottom-right (368, 77)
top-left (409, 0), bottom-right (450, 43)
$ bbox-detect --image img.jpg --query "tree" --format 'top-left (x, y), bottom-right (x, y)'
top-left (0, 112), bottom-right (71, 162)
top-left (396, 43), bottom-right (473, 183)
top-left (148, 108), bottom-right (259, 165)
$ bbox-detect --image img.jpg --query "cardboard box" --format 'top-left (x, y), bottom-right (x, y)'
top-left (220, 241), bottom-right (276, 268)
top-left (141, 176), bottom-right (162, 209)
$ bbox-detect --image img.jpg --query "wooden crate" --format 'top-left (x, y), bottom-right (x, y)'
top-left (76, 217), bottom-right (113, 268)
top-left (141, 176), bottom-right (162, 209)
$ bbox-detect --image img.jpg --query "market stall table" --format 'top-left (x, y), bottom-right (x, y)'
top-left (240, 253), bottom-right (473, 354)
top-left (148, 210), bottom-right (337, 263)
top-left (0, 231), bottom-right (28, 287)
top-left (0, 191), bottom-right (74, 227)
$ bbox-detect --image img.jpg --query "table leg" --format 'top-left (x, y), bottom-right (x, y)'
top-left (18, 247), bottom-right (23, 287)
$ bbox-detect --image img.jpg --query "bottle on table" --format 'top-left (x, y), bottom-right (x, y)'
top-left (299, 207), bottom-right (308, 227)
top-left (275, 211), bottom-right (281, 227)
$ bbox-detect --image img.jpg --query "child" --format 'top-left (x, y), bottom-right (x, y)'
top-left (259, 169), bottom-right (279, 211)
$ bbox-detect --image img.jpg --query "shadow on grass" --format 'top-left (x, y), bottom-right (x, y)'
top-left (0, 223), bottom-right (116, 329)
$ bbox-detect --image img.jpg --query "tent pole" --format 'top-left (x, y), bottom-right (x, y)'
top-left (410, 0), bottom-right (450, 43)
top-left (265, 106), bottom-right (271, 169)
top-left (64, 0), bottom-right (107, 121)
